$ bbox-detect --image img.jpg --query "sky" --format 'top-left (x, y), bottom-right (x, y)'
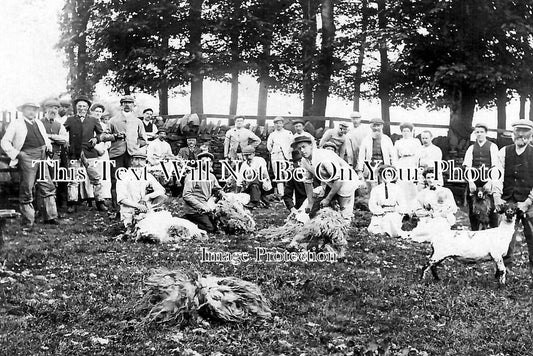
top-left (0, 0), bottom-right (524, 137)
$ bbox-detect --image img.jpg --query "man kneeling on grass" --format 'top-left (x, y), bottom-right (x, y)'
top-left (182, 152), bottom-right (221, 232)
top-left (116, 151), bottom-right (167, 229)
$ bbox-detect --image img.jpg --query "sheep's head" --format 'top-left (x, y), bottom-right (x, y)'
top-left (401, 213), bottom-right (419, 231)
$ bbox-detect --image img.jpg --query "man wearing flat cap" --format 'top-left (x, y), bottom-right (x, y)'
top-left (116, 150), bottom-right (166, 228)
top-left (1, 102), bottom-right (59, 227)
top-left (494, 119), bottom-right (533, 278)
top-left (141, 108), bottom-right (157, 141)
top-left (345, 111), bottom-right (371, 168)
top-left (236, 146), bottom-right (272, 209)
top-left (291, 118), bottom-right (315, 144)
top-left (463, 122), bottom-right (500, 230)
top-left (147, 128), bottom-right (175, 166)
top-left (182, 151), bottom-right (222, 232)
top-left (292, 135), bottom-right (361, 221)
top-left (267, 116), bottom-right (293, 197)
top-left (356, 118), bottom-right (397, 190)
top-left (108, 95), bottom-right (147, 211)
top-left (319, 122), bottom-right (349, 158)
top-left (64, 95), bottom-right (113, 213)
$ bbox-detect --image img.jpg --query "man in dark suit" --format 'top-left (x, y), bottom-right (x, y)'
top-left (64, 95), bottom-right (113, 213)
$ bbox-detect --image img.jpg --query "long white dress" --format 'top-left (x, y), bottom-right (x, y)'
top-left (394, 137), bottom-right (422, 210)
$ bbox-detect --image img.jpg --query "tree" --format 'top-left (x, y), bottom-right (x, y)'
top-left (188, 0), bottom-right (204, 114)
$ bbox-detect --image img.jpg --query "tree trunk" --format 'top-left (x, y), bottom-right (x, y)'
top-left (256, 33), bottom-right (271, 125)
top-left (496, 86), bottom-right (507, 142)
top-left (158, 34), bottom-right (170, 115)
top-left (377, 0), bottom-right (391, 136)
top-left (353, 0), bottom-right (368, 112)
top-left (519, 92), bottom-right (526, 120)
top-left (229, 69), bottom-right (239, 116)
top-left (530, 90), bottom-right (533, 121)
top-left (257, 78), bottom-right (268, 118)
top-left (310, 0), bottom-right (335, 125)
top-left (300, 0), bottom-right (319, 117)
top-left (189, 0), bottom-right (204, 114)
top-left (448, 86), bottom-right (476, 155)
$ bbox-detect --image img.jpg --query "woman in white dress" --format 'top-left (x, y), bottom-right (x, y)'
top-left (394, 122), bottom-right (421, 211)
top-left (368, 165), bottom-right (405, 237)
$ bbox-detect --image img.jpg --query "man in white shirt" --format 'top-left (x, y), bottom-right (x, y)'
top-left (345, 111), bottom-right (371, 167)
top-left (292, 136), bottom-right (360, 220)
top-left (147, 128), bottom-right (175, 166)
top-left (116, 151), bottom-right (167, 228)
top-left (236, 147), bottom-right (272, 209)
top-left (291, 118), bottom-right (315, 144)
top-left (224, 116), bottom-right (261, 160)
top-left (267, 116), bottom-right (293, 196)
top-left (356, 118), bottom-right (397, 187)
top-left (141, 108), bottom-right (157, 141)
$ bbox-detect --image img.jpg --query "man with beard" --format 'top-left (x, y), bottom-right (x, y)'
top-left (64, 96), bottom-right (113, 213)
top-left (178, 135), bottom-right (201, 161)
top-left (494, 120), bottom-right (533, 278)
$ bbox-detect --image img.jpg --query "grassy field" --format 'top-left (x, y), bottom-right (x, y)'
top-left (1, 202), bottom-right (533, 356)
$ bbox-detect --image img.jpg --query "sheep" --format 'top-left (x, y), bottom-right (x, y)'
top-left (420, 205), bottom-right (519, 285)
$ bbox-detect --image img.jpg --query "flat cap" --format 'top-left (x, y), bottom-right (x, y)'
top-left (273, 116), bottom-right (284, 123)
top-left (339, 122), bottom-right (349, 128)
top-left (291, 135), bottom-right (313, 148)
top-left (120, 95), bottom-right (135, 104)
top-left (511, 120), bottom-right (533, 130)
top-left (322, 142), bottom-right (338, 150)
top-left (42, 98), bottom-right (61, 108)
top-left (292, 118), bottom-right (305, 125)
top-left (473, 122), bottom-right (489, 131)
top-left (349, 111), bottom-right (362, 119)
top-left (197, 152), bottom-right (214, 160)
top-left (143, 108), bottom-right (154, 114)
top-left (90, 103), bottom-right (105, 112)
top-left (131, 150), bottom-right (147, 159)
top-left (369, 117), bottom-right (385, 125)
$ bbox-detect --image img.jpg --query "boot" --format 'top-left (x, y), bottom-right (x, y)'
top-left (96, 200), bottom-right (108, 212)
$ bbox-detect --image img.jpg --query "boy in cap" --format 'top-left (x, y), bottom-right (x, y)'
top-left (345, 111), bottom-right (371, 167)
top-left (1, 102), bottom-right (59, 227)
top-left (282, 149), bottom-right (308, 213)
top-left (141, 108), bottom-right (157, 141)
top-left (463, 122), bottom-right (499, 230)
top-left (494, 119), bottom-right (533, 277)
top-left (182, 151), bottom-right (221, 232)
top-left (267, 116), bottom-right (293, 197)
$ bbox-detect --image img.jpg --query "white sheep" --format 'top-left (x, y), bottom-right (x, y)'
top-left (419, 206), bottom-right (519, 285)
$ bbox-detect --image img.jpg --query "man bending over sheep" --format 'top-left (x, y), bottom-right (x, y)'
top-left (116, 151), bottom-right (167, 228)
top-left (494, 119), bottom-right (533, 278)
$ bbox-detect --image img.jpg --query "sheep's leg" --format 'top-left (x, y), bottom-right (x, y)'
top-left (491, 254), bottom-right (507, 285)
top-left (421, 257), bottom-right (446, 281)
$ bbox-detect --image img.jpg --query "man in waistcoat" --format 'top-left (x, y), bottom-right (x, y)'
top-left (1, 102), bottom-right (59, 228)
top-left (494, 120), bottom-right (533, 278)
top-left (463, 122), bottom-right (499, 230)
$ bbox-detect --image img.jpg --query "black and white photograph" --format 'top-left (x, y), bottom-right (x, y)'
top-left (1, 0), bottom-right (533, 354)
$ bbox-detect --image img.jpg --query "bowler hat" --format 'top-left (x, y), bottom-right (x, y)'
top-left (291, 135), bottom-right (313, 148)
top-left (197, 152), bottom-right (214, 160)
top-left (143, 108), bottom-right (154, 114)
top-left (511, 120), bottom-right (533, 130)
top-left (17, 102), bottom-right (40, 111)
top-left (72, 95), bottom-right (92, 108)
top-left (120, 95), bottom-right (135, 104)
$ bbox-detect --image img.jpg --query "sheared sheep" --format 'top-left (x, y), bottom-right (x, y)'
top-left (209, 192), bottom-right (256, 234)
top-left (135, 210), bottom-right (208, 243)
top-left (420, 205), bottom-right (519, 285)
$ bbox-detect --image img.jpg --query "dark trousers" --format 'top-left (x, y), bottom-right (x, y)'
top-left (244, 182), bottom-right (263, 203)
top-left (504, 209), bottom-right (533, 268)
top-left (466, 192), bottom-right (499, 230)
top-left (110, 152), bottom-right (131, 208)
top-left (183, 213), bottom-right (216, 232)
